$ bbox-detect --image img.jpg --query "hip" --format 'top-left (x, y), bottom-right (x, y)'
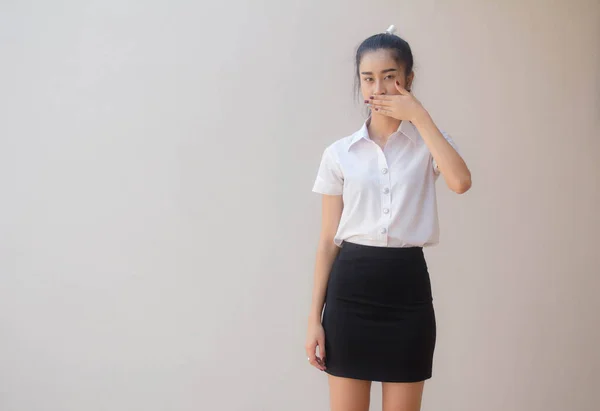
top-left (326, 240), bottom-right (433, 307)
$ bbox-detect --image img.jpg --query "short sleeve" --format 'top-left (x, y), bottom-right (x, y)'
top-left (312, 146), bottom-right (344, 195)
top-left (433, 131), bottom-right (461, 175)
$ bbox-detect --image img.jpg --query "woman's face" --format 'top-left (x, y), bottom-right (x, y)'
top-left (358, 49), bottom-right (413, 100)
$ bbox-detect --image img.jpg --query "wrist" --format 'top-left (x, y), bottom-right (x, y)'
top-left (308, 310), bottom-right (322, 324)
top-left (411, 106), bottom-right (431, 127)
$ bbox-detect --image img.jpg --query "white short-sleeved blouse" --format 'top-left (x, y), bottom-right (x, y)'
top-left (312, 117), bottom-right (460, 248)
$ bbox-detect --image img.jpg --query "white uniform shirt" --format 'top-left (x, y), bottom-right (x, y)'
top-left (312, 117), bottom-right (460, 248)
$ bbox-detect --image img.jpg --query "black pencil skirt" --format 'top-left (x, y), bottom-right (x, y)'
top-left (322, 240), bottom-right (437, 383)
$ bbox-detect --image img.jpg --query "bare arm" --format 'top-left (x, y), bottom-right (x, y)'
top-left (305, 193), bottom-right (343, 370)
top-left (413, 110), bottom-right (472, 194)
top-left (308, 194), bottom-right (343, 323)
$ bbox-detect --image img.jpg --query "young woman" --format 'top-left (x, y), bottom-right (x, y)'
top-left (306, 25), bottom-right (472, 411)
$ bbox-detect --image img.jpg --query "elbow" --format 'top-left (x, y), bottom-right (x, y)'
top-left (450, 173), bottom-right (472, 194)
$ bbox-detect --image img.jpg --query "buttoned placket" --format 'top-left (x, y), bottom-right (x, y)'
top-left (376, 144), bottom-right (392, 246)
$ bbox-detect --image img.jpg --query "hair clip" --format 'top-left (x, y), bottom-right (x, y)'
top-left (385, 24), bottom-right (397, 35)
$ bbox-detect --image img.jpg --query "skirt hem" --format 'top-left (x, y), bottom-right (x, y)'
top-left (323, 368), bottom-right (432, 383)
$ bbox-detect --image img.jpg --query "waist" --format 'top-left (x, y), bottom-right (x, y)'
top-left (339, 240), bottom-right (424, 260)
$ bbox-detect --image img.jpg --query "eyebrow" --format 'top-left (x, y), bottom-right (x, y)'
top-left (360, 68), bottom-right (398, 75)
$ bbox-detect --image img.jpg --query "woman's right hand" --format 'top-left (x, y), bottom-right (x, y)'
top-left (305, 322), bottom-right (327, 371)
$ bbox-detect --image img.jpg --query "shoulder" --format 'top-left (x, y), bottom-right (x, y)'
top-left (320, 132), bottom-right (356, 159)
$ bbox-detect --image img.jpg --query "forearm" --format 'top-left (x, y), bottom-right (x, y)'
top-left (308, 239), bottom-right (340, 324)
top-left (413, 110), bottom-right (472, 193)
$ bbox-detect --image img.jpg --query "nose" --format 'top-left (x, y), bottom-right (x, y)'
top-left (374, 80), bottom-right (386, 95)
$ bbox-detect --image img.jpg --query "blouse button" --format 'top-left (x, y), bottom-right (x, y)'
top-left (383, 187), bottom-right (390, 194)
top-left (381, 168), bottom-right (388, 174)
top-left (383, 208), bottom-right (390, 214)
top-left (380, 227), bottom-right (387, 234)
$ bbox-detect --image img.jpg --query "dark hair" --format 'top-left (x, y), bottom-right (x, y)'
top-left (354, 32), bottom-right (414, 101)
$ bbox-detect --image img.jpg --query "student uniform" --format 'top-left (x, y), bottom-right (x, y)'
top-left (312, 116), bottom-right (460, 382)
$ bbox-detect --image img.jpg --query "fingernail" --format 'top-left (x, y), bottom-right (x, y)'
top-left (375, 108), bottom-right (379, 111)
top-left (364, 100), bottom-right (369, 103)
top-left (369, 96), bottom-right (374, 99)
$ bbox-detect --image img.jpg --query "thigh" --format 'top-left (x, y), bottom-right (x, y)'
top-left (381, 380), bottom-right (425, 411)
top-left (328, 375), bottom-right (371, 411)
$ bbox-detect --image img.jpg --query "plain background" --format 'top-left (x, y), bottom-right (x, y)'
top-left (1, 0), bottom-right (599, 410)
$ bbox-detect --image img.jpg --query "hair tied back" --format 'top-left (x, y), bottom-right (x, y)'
top-left (385, 24), bottom-right (397, 35)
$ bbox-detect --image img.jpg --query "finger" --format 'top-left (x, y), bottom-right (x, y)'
top-left (366, 102), bottom-right (386, 113)
top-left (316, 358), bottom-right (326, 371)
top-left (305, 342), bottom-right (316, 362)
top-left (395, 80), bottom-right (410, 95)
top-left (317, 338), bottom-right (326, 361)
top-left (306, 342), bottom-right (325, 370)
top-left (316, 356), bottom-right (326, 371)
top-left (367, 98), bottom-right (392, 107)
top-left (369, 94), bottom-right (392, 101)
top-left (310, 356), bottom-right (326, 371)
top-left (375, 107), bottom-right (394, 116)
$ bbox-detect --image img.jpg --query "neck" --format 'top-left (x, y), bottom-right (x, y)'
top-left (367, 112), bottom-right (402, 141)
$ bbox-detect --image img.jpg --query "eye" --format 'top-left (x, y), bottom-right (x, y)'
top-left (363, 77), bottom-right (373, 82)
top-left (385, 75), bottom-right (396, 80)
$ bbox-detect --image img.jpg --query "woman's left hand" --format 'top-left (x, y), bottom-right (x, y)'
top-left (367, 81), bottom-right (425, 122)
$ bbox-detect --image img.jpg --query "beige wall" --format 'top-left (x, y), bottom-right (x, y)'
top-left (1, 0), bottom-right (599, 410)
